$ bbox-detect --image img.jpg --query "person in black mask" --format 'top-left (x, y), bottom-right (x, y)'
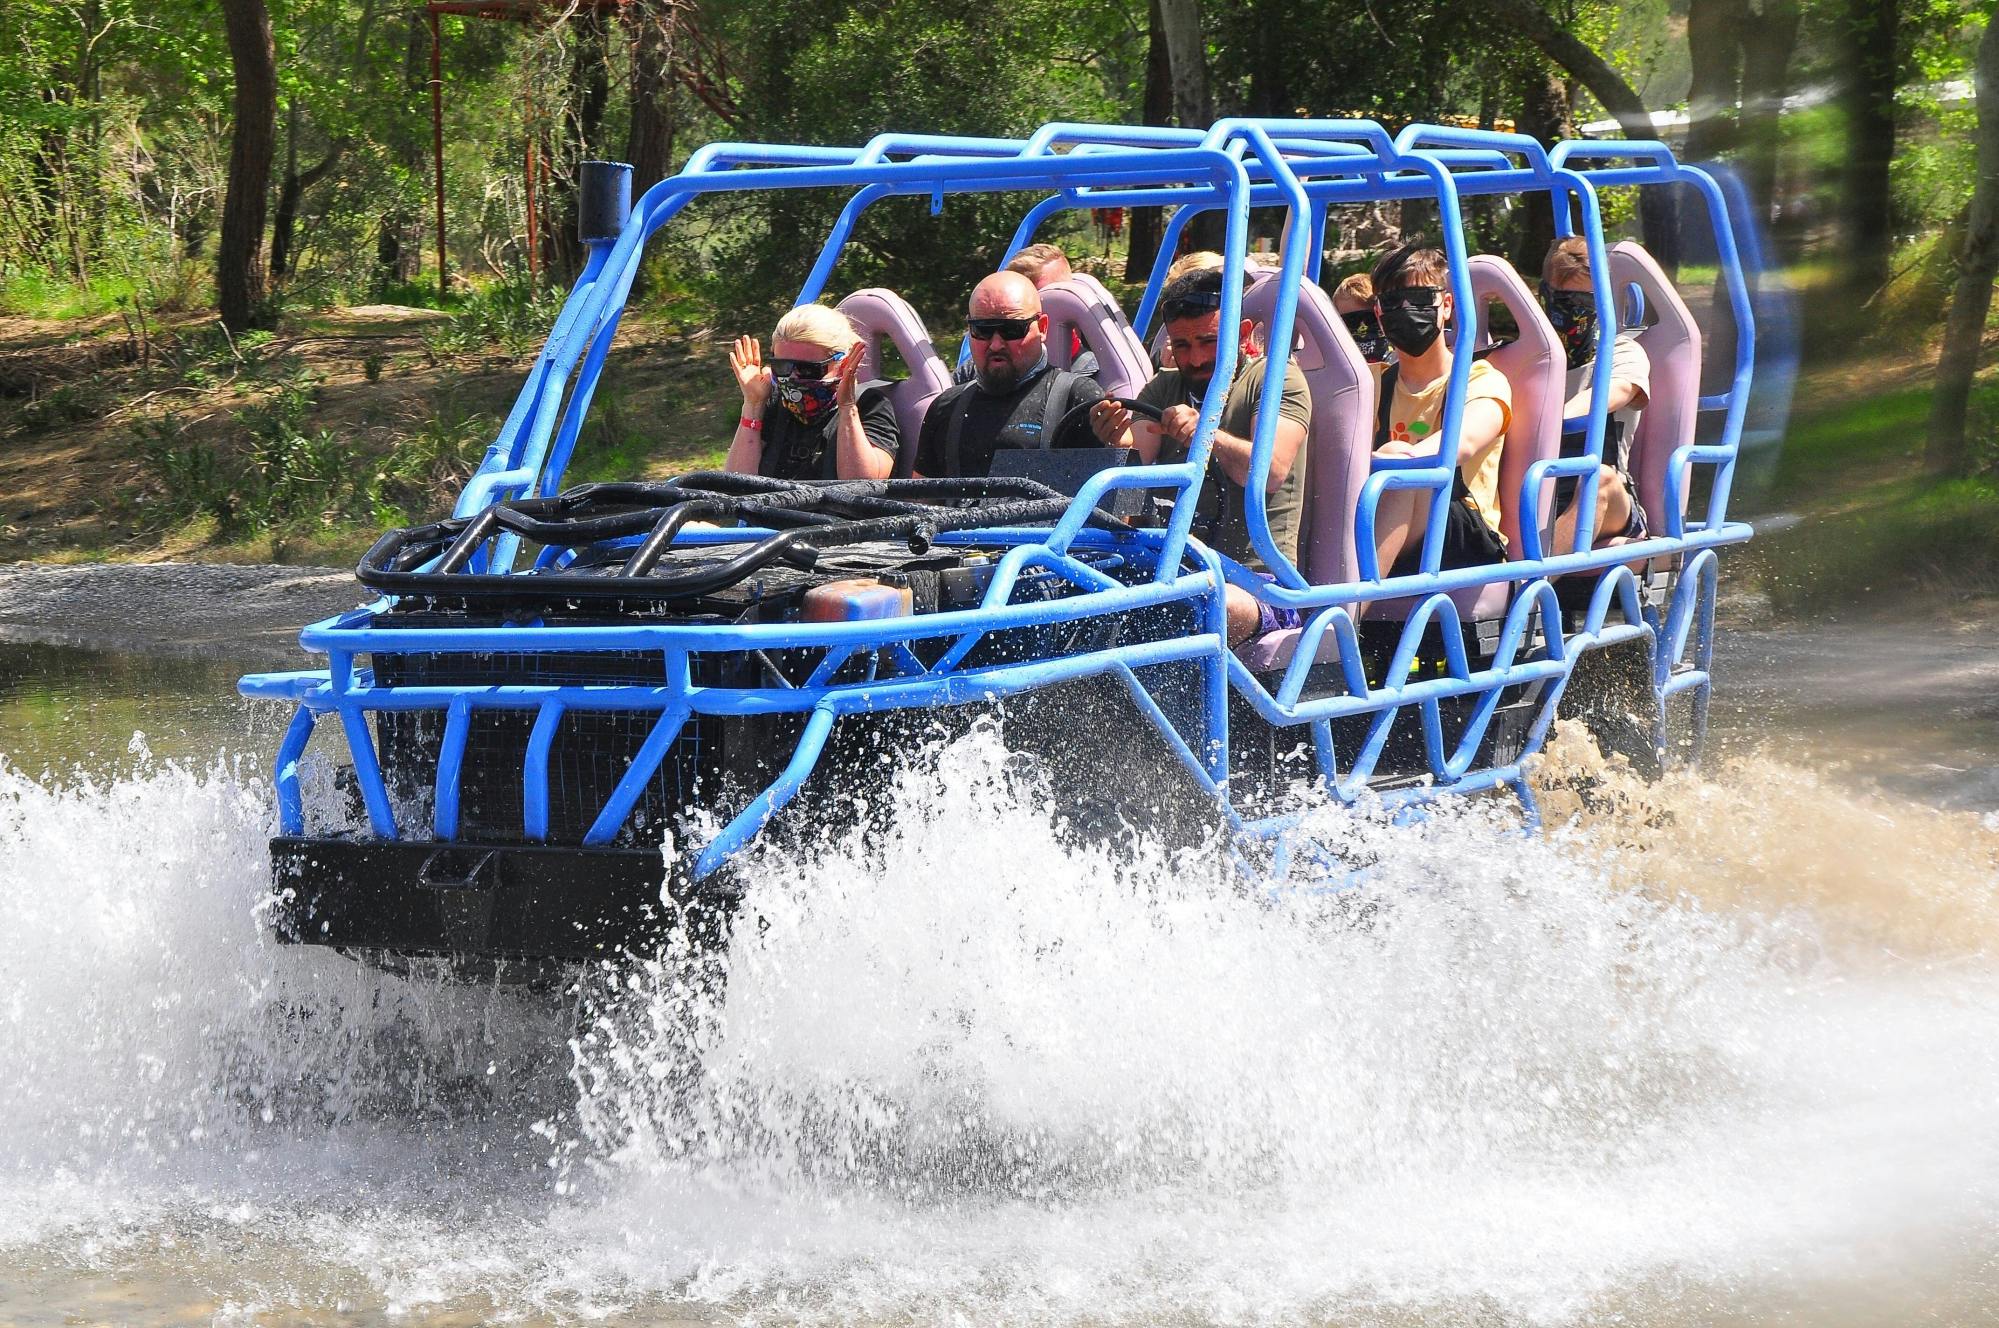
top-left (1540, 235), bottom-right (1650, 551)
top-left (1366, 239), bottom-right (1512, 585)
top-left (725, 303), bottom-right (900, 480)
top-left (1332, 271), bottom-right (1391, 374)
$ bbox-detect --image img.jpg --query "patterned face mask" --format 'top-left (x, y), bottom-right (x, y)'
top-left (1540, 285), bottom-right (1599, 371)
top-left (776, 352), bottom-right (844, 425)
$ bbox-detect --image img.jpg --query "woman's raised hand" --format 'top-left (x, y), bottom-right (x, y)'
top-left (730, 335), bottom-right (772, 411)
top-left (833, 339), bottom-right (866, 411)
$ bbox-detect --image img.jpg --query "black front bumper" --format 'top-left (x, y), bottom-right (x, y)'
top-left (268, 836), bottom-right (733, 962)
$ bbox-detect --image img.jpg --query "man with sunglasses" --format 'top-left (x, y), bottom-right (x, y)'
top-left (1366, 241), bottom-right (1512, 585)
top-left (1087, 267), bottom-right (1312, 645)
top-left (1540, 236), bottom-right (1650, 552)
top-left (726, 303), bottom-right (899, 481)
top-left (948, 246), bottom-right (1098, 384)
top-left (916, 271), bottom-right (1121, 478)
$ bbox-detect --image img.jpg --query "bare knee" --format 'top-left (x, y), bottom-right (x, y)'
top-left (1225, 585), bottom-right (1263, 646)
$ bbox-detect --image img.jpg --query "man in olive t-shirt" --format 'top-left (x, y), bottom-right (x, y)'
top-left (1088, 267), bottom-right (1312, 644)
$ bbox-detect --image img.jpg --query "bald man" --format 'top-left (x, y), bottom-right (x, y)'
top-left (917, 271), bottom-right (1122, 477)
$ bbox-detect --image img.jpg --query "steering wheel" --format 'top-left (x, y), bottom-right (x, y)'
top-left (1051, 395), bottom-right (1163, 449)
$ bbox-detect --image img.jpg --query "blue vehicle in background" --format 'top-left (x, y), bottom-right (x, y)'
top-left (240, 119), bottom-right (1762, 968)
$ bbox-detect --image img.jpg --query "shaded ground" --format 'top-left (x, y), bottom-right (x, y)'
top-left (0, 305), bottom-right (737, 564)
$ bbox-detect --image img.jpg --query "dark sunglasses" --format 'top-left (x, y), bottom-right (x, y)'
top-left (966, 316), bottom-right (1036, 342)
top-left (1376, 286), bottom-right (1442, 312)
top-left (1160, 290), bottom-right (1225, 322)
top-left (770, 351), bottom-right (844, 380)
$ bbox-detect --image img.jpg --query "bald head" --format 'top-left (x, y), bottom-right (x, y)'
top-left (966, 271), bottom-right (1047, 393)
top-left (971, 271), bottom-right (1041, 319)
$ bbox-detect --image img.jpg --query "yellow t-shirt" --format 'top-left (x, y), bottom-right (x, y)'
top-left (1384, 356), bottom-right (1512, 536)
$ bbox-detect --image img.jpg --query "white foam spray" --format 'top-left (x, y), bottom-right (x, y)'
top-left (0, 728), bottom-right (1994, 1324)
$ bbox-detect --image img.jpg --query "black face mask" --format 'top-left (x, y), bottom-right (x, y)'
top-left (1377, 289), bottom-right (1443, 357)
top-left (1342, 310), bottom-right (1390, 363)
top-left (1540, 284), bottom-right (1599, 371)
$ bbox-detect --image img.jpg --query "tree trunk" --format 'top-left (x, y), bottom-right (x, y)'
top-left (217, 0), bottom-right (278, 332)
top-left (1840, 0), bottom-right (1898, 293)
top-left (1736, 0), bottom-right (1802, 224)
top-left (1156, 0), bottom-right (1210, 130)
top-left (1924, 15), bottom-right (1999, 478)
top-left (1510, 65), bottom-right (1571, 276)
top-left (1246, 0), bottom-right (1289, 119)
top-left (1684, 0), bottom-right (1746, 164)
top-left (270, 102), bottom-right (345, 282)
top-left (1156, 0), bottom-right (1223, 251)
top-left (1484, 0), bottom-right (1679, 271)
top-left (1125, 0), bottom-right (1174, 283)
top-left (625, 0), bottom-right (680, 201)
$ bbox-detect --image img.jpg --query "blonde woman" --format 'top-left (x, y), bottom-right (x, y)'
top-left (726, 303), bottom-right (900, 480)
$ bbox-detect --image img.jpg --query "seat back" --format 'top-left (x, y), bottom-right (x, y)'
top-left (1466, 254), bottom-right (1564, 556)
top-left (835, 288), bottom-right (952, 474)
top-left (1240, 272), bottom-right (1373, 586)
top-left (1607, 240), bottom-right (1701, 533)
top-left (1039, 276), bottom-right (1154, 400)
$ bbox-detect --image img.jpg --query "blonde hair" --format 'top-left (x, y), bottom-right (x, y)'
top-left (1333, 272), bottom-right (1374, 308)
top-left (1543, 235), bottom-right (1592, 287)
top-left (771, 303), bottom-right (859, 353)
top-left (1163, 250), bottom-right (1224, 283)
top-left (1005, 243), bottom-right (1072, 282)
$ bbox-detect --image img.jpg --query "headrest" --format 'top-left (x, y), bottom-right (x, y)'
top-left (1606, 241), bottom-right (1701, 531)
top-left (1037, 276), bottom-right (1154, 400)
top-left (1466, 254), bottom-right (1564, 556)
top-left (836, 288), bottom-right (952, 470)
top-left (1240, 272), bottom-right (1372, 587)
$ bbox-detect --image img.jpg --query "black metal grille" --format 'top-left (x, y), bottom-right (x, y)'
top-left (371, 649), bottom-right (725, 846)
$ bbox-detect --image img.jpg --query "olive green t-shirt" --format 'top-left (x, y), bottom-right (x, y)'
top-left (1136, 356), bottom-right (1312, 571)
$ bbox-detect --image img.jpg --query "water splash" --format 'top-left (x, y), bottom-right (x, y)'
top-left (0, 730), bottom-right (1994, 1324)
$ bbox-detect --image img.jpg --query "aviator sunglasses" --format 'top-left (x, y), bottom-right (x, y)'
top-left (769, 350), bottom-right (845, 380)
top-left (966, 316), bottom-right (1036, 342)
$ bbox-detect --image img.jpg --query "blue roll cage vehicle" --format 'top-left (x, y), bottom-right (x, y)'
top-left (241, 119), bottom-right (1760, 966)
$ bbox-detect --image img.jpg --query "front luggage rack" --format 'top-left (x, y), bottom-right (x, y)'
top-left (357, 472), bottom-right (1132, 604)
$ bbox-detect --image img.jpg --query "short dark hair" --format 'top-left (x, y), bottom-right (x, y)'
top-left (1371, 238), bottom-right (1449, 292)
top-left (1158, 266), bottom-right (1225, 320)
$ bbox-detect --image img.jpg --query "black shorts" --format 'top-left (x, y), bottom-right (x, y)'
top-left (1553, 468), bottom-right (1648, 541)
top-left (1388, 473), bottom-right (1507, 578)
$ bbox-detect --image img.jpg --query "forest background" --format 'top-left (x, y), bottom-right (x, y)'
top-left (0, 0), bottom-right (1993, 622)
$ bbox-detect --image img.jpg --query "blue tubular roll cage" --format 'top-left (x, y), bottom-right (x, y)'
top-left (241, 119), bottom-right (1761, 883)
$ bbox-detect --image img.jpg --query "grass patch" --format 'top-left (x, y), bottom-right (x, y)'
top-left (1759, 473), bottom-right (1999, 616)
top-left (1766, 382), bottom-right (1934, 497)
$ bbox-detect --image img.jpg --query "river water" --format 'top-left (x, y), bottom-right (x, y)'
top-left (0, 608), bottom-right (1995, 1326)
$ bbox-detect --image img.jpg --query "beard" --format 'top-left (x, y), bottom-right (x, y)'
top-left (974, 353), bottom-right (1021, 394)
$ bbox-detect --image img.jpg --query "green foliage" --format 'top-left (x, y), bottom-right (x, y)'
top-left (422, 274), bottom-right (567, 357)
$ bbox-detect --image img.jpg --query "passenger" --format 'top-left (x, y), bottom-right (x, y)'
top-left (916, 271), bottom-right (1125, 478)
top-left (725, 304), bottom-right (898, 481)
top-left (1005, 242), bottom-right (1075, 287)
top-left (1540, 236), bottom-right (1649, 552)
top-left (1366, 240), bottom-right (1511, 583)
top-left (1332, 272), bottom-right (1391, 369)
top-left (1155, 251), bottom-right (1223, 368)
top-left (950, 243), bottom-right (1098, 383)
top-left (1088, 267), bottom-right (1312, 646)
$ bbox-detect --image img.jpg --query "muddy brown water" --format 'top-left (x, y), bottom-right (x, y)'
top-left (0, 591), bottom-right (1994, 1327)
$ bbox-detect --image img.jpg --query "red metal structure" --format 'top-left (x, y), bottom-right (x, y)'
top-left (423, 0), bottom-right (740, 298)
